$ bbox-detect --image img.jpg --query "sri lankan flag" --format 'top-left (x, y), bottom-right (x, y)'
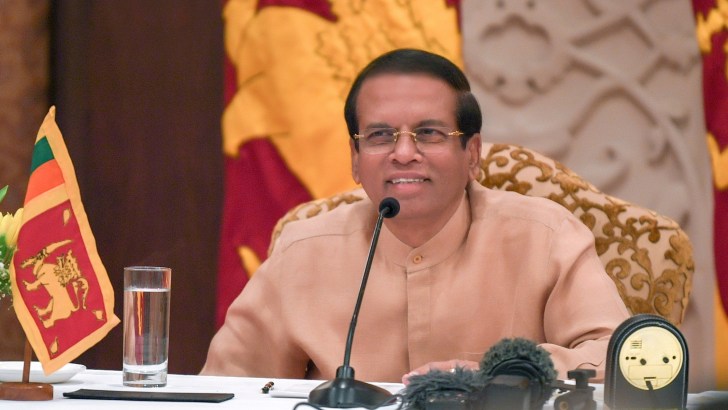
top-left (217, 0), bottom-right (462, 327)
top-left (694, 0), bottom-right (728, 388)
top-left (9, 107), bottom-right (119, 375)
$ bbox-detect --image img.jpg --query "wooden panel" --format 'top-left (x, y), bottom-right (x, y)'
top-left (0, 0), bottom-right (49, 360)
top-left (51, 0), bottom-right (223, 374)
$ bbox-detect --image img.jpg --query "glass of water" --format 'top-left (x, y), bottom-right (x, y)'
top-left (123, 266), bottom-right (171, 387)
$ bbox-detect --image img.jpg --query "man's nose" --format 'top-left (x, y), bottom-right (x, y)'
top-left (391, 131), bottom-right (421, 161)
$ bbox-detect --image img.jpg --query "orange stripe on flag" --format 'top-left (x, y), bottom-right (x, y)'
top-left (25, 159), bottom-right (64, 203)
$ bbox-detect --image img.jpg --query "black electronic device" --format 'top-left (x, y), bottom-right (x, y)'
top-left (552, 369), bottom-right (597, 410)
top-left (403, 338), bottom-right (557, 410)
top-left (604, 314), bottom-right (689, 410)
top-left (307, 197), bottom-right (400, 408)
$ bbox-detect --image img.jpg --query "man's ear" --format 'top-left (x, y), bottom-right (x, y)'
top-left (350, 139), bottom-right (361, 184)
top-left (466, 133), bottom-right (482, 181)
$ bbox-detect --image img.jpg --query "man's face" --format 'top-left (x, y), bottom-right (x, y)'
top-left (350, 73), bottom-right (481, 226)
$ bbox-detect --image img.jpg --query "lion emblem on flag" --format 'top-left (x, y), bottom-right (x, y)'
top-left (20, 239), bottom-right (92, 328)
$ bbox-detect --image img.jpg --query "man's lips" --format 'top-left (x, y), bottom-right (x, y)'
top-left (388, 178), bottom-right (428, 184)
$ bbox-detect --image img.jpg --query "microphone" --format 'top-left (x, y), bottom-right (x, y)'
top-left (379, 197), bottom-right (400, 218)
top-left (308, 197), bottom-right (400, 408)
top-left (479, 338), bottom-right (557, 409)
top-left (403, 338), bottom-right (556, 410)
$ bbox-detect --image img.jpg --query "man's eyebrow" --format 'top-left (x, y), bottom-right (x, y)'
top-left (362, 122), bottom-right (393, 129)
top-left (415, 119), bottom-right (449, 127)
top-left (363, 119), bottom-right (450, 129)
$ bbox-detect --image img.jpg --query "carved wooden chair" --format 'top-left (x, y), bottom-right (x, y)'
top-left (269, 142), bottom-right (694, 326)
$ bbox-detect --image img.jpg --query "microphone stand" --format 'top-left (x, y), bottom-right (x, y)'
top-left (308, 199), bottom-right (398, 408)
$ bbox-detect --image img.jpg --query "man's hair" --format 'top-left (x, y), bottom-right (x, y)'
top-left (344, 48), bottom-right (482, 149)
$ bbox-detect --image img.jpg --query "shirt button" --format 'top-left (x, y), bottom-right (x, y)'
top-left (412, 254), bottom-right (423, 264)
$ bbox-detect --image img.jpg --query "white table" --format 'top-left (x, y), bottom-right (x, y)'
top-left (3, 369), bottom-right (402, 409)
top-left (3, 369), bottom-right (728, 409)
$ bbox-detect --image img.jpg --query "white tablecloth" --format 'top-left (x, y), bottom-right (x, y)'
top-left (3, 369), bottom-right (728, 409)
top-left (3, 370), bottom-right (402, 409)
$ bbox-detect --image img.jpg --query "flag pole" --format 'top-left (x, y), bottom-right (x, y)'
top-left (0, 337), bottom-right (53, 401)
top-left (22, 338), bottom-right (32, 383)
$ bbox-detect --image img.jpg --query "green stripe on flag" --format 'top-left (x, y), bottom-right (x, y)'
top-left (30, 137), bottom-right (55, 173)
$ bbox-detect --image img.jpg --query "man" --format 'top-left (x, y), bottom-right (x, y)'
top-left (202, 49), bottom-right (629, 383)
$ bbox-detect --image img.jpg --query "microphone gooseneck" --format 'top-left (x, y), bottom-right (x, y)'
top-left (308, 197), bottom-right (400, 408)
top-left (341, 197), bottom-right (398, 371)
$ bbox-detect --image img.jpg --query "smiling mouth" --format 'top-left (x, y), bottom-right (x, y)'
top-left (390, 178), bottom-right (427, 184)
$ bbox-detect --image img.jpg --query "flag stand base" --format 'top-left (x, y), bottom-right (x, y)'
top-left (0, 338), bottom-right (53, 400)
top-left (0, 382), bottom-right (53, 401)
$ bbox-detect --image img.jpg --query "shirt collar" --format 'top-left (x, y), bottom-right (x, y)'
top-left (378, 191), bottom-right (471, 269)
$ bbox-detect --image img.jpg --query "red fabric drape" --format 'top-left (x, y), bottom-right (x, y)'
top-left (693, 0), bottom-right (728, 316)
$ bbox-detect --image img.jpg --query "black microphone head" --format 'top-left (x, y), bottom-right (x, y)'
top-left (480, 338), bottom-right (556, 381)
top-left (378, 197), bottom-right (400, 218)
top-left (402, 367), bottom-right (486, 410)
top-left (479, 338), bottom-right (557, 407)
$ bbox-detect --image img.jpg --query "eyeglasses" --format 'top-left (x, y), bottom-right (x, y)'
top-left (353, 127), bottom-right (464, 154)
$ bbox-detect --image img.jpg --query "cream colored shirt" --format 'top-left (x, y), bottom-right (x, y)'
top-left (202, 182), bottom-right (629, 382)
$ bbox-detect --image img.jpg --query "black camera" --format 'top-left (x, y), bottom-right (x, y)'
top-left (423, 374), bottom-right (542, 410)
top-left (409, 365), bottom-right (597, 410)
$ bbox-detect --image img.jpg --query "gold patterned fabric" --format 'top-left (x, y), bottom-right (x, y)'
top-left (270, 143), bottom-right (694, 326)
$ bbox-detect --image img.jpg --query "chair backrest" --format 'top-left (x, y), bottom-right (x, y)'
top-left (269, 143), bottom-right (694, 326)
